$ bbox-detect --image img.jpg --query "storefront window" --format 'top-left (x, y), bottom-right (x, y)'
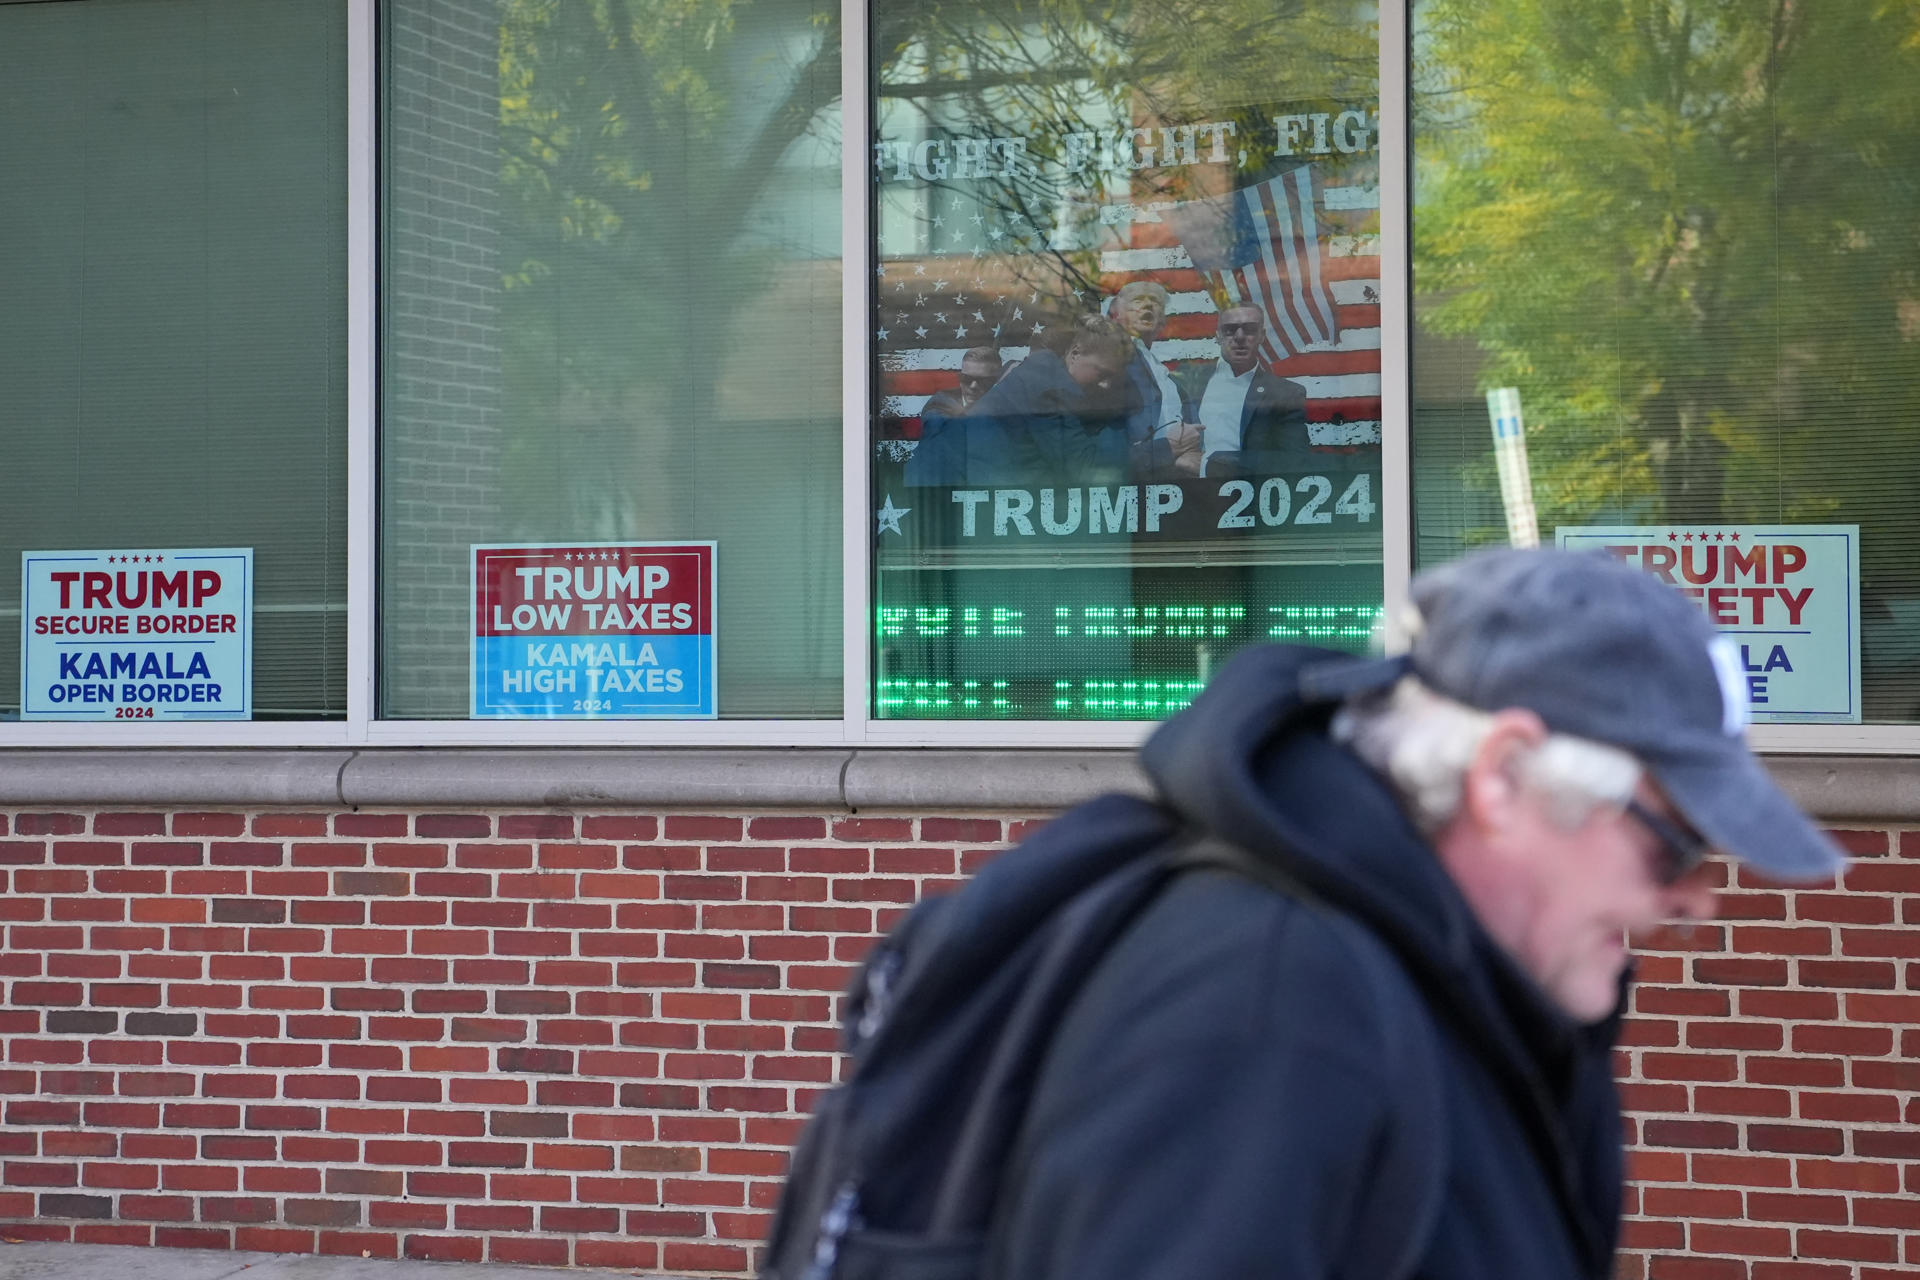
top-left (1412, 1), bottom-right (1920, 723)
top-left (870, 0), bottom-right (1383, 720)
top-left (0, 0), bottom-right (346, 721)
top-left (380, 0), bottom-right (843, 720)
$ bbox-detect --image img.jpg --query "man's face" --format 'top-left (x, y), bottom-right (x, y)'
top-left (1438, 715), bottom-right (1720, 1024)
top-left (1065, 342), bottom-right (1126, 388)
top-left (1477, 779), bottom-right (1718, 1023)
top-left (956, 356), bottom-right (1001, 407)
top-left (1218, 307), bottom-right (1263, 374)
top-left (1117, 291), bottom-right (1166, 341)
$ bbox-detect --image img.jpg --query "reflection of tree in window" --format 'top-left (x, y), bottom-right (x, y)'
top-left (1413, 2), bottom-right (1920, 545)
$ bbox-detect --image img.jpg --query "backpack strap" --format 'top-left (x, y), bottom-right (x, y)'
top-left (926, 849), bottom-right (1192, 1234)
top-left (1175, 832), bottom-right (1451, 1280)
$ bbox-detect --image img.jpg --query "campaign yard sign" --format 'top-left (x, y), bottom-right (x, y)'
top-left (21, 548), bottom-right (253, 721)
top-left (1557, 526), bottom-right (1860, 724)
top-left (472, 543), bottom-right (716, 719)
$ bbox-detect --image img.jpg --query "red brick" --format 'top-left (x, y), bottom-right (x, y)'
top-left (663, 816), bottom-right (744, 841)
top-left (581, 816), bottom-right (659, 840)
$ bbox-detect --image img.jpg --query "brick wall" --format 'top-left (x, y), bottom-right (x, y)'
top-left (0, 806), bottom-right (1912, 1276)
top-left (1614, 827), bottom-right (1920, 1280)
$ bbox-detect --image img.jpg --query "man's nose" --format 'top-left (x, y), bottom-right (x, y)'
top-left (1663, 869), bottom-right (1719, 922)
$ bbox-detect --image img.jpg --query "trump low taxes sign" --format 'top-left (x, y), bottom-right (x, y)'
top-left (472, 542), bottom-right (716, 718)
top-left (1557, 526), bottom-right (1860, 724)
top-left (21, 548), bottom-right (252, 721)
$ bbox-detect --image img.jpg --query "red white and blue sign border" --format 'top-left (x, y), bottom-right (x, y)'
top-left (469, 541), bottom-right (717, 720)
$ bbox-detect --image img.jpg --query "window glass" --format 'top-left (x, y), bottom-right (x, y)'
top-left (381, 0), bottom-right (843, 719)
top-left (0, 0), bottom-right (346, 720)
top-left (872, 1), bottom-right (1382, 720)
top-left (1413, 2), bottom-right (1920, 723)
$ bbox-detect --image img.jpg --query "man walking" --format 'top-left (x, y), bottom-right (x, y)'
top-left (988, 548), bottom-right (1845, 1278)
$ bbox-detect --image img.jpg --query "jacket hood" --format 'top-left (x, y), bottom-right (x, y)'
top-left (1141, 644), bottom-right (1606, 1098)
top-left (1140, 644), bottom-right (1620, 1268)
top-left (1142, 644), bottom-right (1478, 981)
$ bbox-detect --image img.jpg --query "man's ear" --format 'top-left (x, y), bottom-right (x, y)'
top-left (1460, 708), bottom-right (1549, 830)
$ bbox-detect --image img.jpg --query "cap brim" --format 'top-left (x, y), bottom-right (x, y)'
top-left (1648, 745), bottom-right (1847, 882)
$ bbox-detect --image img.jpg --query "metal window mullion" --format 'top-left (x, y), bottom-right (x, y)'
top-left (345, 0), bottom-right (377, 743)
top-left (1378, 0), bottom-right (1413, 625)
top-left (842, 0), bottom-right (875, 744)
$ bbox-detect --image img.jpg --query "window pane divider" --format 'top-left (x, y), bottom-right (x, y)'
top-left (840, 0), bottom-right (874, 745)
top-left (346, 0), bottom-right (377, 745)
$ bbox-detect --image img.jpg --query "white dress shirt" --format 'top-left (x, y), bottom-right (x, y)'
top-left (1196, 359), bottom-right (1256, 475)
top-left (1137, 339), bottom-right (1185, 437)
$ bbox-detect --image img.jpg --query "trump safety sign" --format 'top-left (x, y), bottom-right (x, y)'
top-left (21, 548), bottom-right (253, 721)
top-left (471, 542), bottom-right (716, 719)
top-left (1557, 525), bottom-right (1860, 724)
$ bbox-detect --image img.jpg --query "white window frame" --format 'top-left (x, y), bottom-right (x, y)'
top-left (0, 0), bottom-right (1904, 754)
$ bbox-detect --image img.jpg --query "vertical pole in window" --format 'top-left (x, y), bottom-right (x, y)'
top-left (841, 0), bottom-right (873, 741)
top-left (1377, 0), bottom-right (1413, 624)
top-left (346, 0), bottom-right (377, 737)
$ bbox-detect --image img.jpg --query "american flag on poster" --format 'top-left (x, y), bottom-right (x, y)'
top-left (875, 162), bottom-right (1382, 453)
top-left (1162, 166), bottom-right (1339, 363)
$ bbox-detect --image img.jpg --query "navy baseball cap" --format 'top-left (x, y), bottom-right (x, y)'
top-left (1306, 547), bottom-right (1845, 881)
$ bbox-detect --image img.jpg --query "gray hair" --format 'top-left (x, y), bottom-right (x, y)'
top-left (1332, 676), bottom-right (1641, 833)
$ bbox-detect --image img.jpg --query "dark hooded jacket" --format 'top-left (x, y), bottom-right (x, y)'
top-left (985, 644), bottom-right (1626, 1280)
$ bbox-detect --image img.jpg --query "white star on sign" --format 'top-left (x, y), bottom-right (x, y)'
top-left (875, 496), bottom-right (910, 536)
top-left (914, 326), bottom-right (928, 338)
top-left (876, 328), bottom-right (890, 340)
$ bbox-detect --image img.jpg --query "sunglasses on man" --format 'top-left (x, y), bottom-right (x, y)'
top-left (1622, 798), bottom-right (1712, 885)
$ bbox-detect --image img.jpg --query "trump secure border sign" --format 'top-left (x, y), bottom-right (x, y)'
top-left (471, 542), bottom-right (717, 719)
top-left (1557, 525), bottom-right (1860, 724)
top-left (21, 548), bottom-right (253, 721)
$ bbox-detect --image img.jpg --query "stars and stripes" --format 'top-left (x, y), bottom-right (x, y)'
top-left (875, 161), bottom-right (1381, 449)
top-left (1162, 166), bottom-right (1340, 362)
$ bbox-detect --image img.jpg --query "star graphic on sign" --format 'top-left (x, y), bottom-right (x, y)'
top-left (972, 310), bottom-right (985, 322)
top-left (989, 227), bottom-right (1004, 241)
top-left (1729, 532), bottom-right (1740, 541)
top-left (1029, 290), bottom-right (1040, 303)
top-left (914, 326), bottom-right (928, 338)
top-left (875, 264), bottom-right (888, 277)
top-left (1031, 322), bottom-right (1045, 335)
top-left (933, 312), bottom-right (948, 323)
top-left (1668, 532), bottom-right (1679, 542)
top-left (876, 327), bottom-right (889, 340)
top-left (893, 281), bottom-right (906, 293)
top-left (931, 215), bottom-right (944, 228)
top-left (1682, 533), bottom-right (1694, 542)
top-left (954, 325), bottom-right (968, 337)
top-left (913, 264), bottom-right (927, 276)
top-left (1011, 307), bottom-right (1023, 320)
top-left (875, 495), bottom-right (910, 536)
top-left (933, 279), bottom-right (949, 291)
top-left (971, 213), bottom-right (985, 225)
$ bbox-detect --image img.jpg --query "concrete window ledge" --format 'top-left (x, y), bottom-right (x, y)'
top-left (0, 748), bottom-right (1913, 822)
top-left (0, 748), bottom-right (1150, 813)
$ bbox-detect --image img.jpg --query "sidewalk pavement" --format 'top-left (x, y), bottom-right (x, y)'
top-left (0, 1242), bottom-right (674, 1280)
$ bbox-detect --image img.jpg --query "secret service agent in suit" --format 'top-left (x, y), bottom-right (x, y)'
top-left (1172, 305), bottom-right (1318, 479)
